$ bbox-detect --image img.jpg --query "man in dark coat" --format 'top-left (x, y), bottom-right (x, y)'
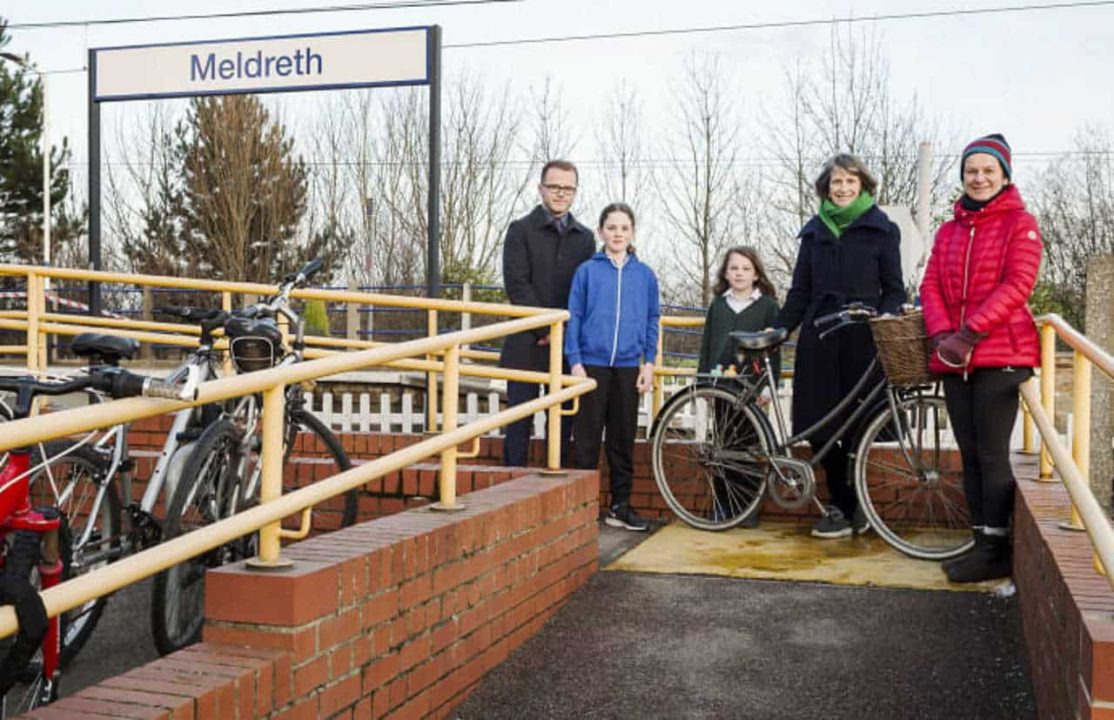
top-left (500, 160), bottom-right (596, 466)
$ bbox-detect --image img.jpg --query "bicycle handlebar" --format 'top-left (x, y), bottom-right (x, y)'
top-left (0, 367), bottom-right (199, 419)
top-left (285, 258), bottom-right (323, 286)
top-left (814, 303), bottom-right (879, 341)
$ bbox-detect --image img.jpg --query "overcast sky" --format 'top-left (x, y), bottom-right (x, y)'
top-left (6, 0), bottom-right (1114, 167)
top-left (4, 0), bottom-right (1114, 268)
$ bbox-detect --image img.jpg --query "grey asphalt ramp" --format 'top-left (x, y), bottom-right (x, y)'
top-left (454, 528), bottom-right (1035, 720)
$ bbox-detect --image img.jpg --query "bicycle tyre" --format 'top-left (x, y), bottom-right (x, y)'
top-left (853, 394), bottom-right (974, 560)
top-left (151, 418), bottom-right (251, 656)
top-left (26, 441), bottom-right (120, 667)
top-left (284, 409), bottom-right (356, 530)
top-left (650, 385), bottom-right (773, 531)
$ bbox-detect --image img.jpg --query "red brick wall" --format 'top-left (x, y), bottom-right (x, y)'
top-left (41, 469), bottom-right (599, 719)
top-left (1014, 470), bottom-right (1114, 720)
top-left (126, 425), bottom-right (959, 526)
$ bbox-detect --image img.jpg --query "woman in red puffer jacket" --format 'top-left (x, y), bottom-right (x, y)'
top-left (920, 133), bottom-right (1042, 584)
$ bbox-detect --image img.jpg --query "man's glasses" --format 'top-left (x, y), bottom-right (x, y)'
top-left (542, 184), bottom-right (577, 196)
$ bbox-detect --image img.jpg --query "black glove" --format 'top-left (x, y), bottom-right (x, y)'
top-left (936, 326), bottom-right (985, 368)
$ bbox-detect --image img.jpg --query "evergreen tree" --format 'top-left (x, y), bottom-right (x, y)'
top-left (176, 95), bottom-right (341, 284)
top-left (0, 21), bottom-right (82, 267)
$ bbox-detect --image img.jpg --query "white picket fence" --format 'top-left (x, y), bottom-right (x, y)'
top-left (306, 377), bottom-right (698, 438)
top-left (304, 379), bottom-right (1039, 451)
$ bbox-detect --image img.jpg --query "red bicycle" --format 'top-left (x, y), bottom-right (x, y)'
top-left (0, 365), bottom-right (194, 716)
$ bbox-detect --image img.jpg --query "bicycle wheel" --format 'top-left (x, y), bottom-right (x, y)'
top-left (854, 393), bottom-right (973, 560)
top-left (650, 385), bottom-right (773, 530)
top-left (151, 418), bottom-right (251, 656)
top-left (26, 441), bottom-right (120, 667)
top-left (284, 409), bottom-right (356, 531)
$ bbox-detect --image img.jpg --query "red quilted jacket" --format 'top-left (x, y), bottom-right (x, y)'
top-left (920, 185), bottom-right (1042, 374)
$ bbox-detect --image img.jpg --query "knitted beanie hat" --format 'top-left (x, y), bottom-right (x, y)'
top-left (961, 133), bottom-right (1012, 179)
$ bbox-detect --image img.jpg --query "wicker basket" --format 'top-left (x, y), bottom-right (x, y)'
top-left (869, 310), bottom-right (933, 386)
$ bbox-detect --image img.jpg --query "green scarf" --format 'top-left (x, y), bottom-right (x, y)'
top-left (818, 191), bottom-right (874, 238)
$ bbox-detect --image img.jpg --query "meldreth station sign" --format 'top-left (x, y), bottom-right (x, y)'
top-left (91, 27), bottom-right (431, 102)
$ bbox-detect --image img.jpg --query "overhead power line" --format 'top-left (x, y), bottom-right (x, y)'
top-left (5, 0), bottom-right (522, 30)
top-left (7, 0), bottom-right (1113, 37)
top-left (10, 1), bottom-right (1112, 71)
top-left (443, 1), bottom-right (1114, 48)
top-left (56, 150), bottom-right (1114, 170)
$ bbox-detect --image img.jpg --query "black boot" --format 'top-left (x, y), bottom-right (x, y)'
top-left (941, 528), bottom-right (981, 575)
top-left (945, 532), bottom-right (1011, 583)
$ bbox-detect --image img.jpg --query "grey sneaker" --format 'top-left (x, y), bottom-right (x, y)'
top-left (811, 506), bottom-right (852, 539)
top-left (606, 502), bottom-right (649, 532)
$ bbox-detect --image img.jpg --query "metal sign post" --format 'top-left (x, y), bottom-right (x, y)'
top-left (86, 25), bottom-right (443, 311)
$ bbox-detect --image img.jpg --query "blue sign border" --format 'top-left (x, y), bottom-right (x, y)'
top-left (92, 26), bottom-right (432, 102)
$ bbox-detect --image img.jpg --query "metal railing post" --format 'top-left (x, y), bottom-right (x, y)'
top-left (248, 384), bottom-right (290, 569)
top-left (546, 320), bottom-right (564, 472)
top-left (1063, 351), bottom-right (1092, 530)
top-left (1039, 323), bottom-right (1057, 481)
top-left (26, 270), bottom-right (40, 374)
top-left (433, 344), bottom-right (464, 511)
top-left (221, 291), bottom-right (234, 375)
top-left (1022, 404), bottom-right (1035, 454)
top-left (34, 272), bottom-right (47, 372)
top-left (346, 278), bottom-right (358, 343)
top-left (141, 286), bottom-right (154, 362)
top-left (461, 282), bottom-right (472, 352)
top-left (427, 309), bottom-right (439, 433)
top-left (653, 320), bottom-right (665, 428)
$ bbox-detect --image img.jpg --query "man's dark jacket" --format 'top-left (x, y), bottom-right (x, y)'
top-left (500, 205), bottom-right (595, 371)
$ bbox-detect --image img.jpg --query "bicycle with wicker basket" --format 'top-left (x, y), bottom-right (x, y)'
top-left (649, 302), bottom-right (972, 560)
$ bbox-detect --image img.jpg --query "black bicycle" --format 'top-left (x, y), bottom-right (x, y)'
top-left (650, 304), bottom-right (972, 561)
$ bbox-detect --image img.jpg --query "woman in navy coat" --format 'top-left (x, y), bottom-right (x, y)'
top-left (775, 154), bottom-right (906, 538)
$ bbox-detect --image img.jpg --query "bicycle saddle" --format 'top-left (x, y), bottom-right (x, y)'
top-left (730, 328), bottom-right (789, 351)
top-left (71, 333), bottom-right (141, 365)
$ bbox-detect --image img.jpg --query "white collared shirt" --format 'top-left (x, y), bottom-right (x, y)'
top-left (724, 287), bottom-right (762, 314)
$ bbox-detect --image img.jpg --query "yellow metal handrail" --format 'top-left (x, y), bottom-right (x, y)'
top-left (1026, 313), bottom-right (1114, 583)
top-left (0, 264), bottom-right (598, 640)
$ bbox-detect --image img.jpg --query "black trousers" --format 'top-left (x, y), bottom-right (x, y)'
top-left (504, 379), bottom-right (573, 467)
top-left (942, 367), bottom-right (1032, 529)
top-left (571, 366), bottom-right (640, 506)
top-left (812, 440), bottom-right (856, 519)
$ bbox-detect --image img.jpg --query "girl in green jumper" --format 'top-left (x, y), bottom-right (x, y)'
top-left (698, 246), bottom-right (781, 383)
top-left (696, 246), bottom-right (780, 527)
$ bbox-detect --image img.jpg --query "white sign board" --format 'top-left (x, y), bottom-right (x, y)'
top-left (93, 27), bottom-right (430, 102)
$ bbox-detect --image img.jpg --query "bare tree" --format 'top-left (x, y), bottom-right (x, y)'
top-left (655, 54), bottom-right (743, 308)
top-left (594, 80), bottom-right (647, 207)
top-left (1031, 126), bottom-right (1114, 329)
top-left (526, 76), bottom-right (577, 166)
top-left (307, 74), bottom-right (531, 290)
top-left (439, 74), bottom-right (529, 284)
top-left (763, 26), bottom-right (953, 280)
top-left (105, 105), bottom-right (189, 277)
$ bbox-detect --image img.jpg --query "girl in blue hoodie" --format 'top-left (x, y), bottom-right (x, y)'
top-left (566, 203), bottom-right (660, 531)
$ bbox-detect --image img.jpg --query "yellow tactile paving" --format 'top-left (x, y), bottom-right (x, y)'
top-left (606, 521), bottom-right (1010, 593)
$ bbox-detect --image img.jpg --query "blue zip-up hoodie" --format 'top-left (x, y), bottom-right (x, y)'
top-left (565, 251), bottom-right (660, 368)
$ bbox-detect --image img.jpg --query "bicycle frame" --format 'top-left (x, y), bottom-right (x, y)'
top-left (51, 345), bottom-right (222, 564)
top-left (731, 338), bottom-right (941, 504)
top-left (0, 448), bottom-right (63, 707)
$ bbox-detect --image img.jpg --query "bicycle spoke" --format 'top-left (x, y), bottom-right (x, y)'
top-left (855, 395), bottom-right (972, 560)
